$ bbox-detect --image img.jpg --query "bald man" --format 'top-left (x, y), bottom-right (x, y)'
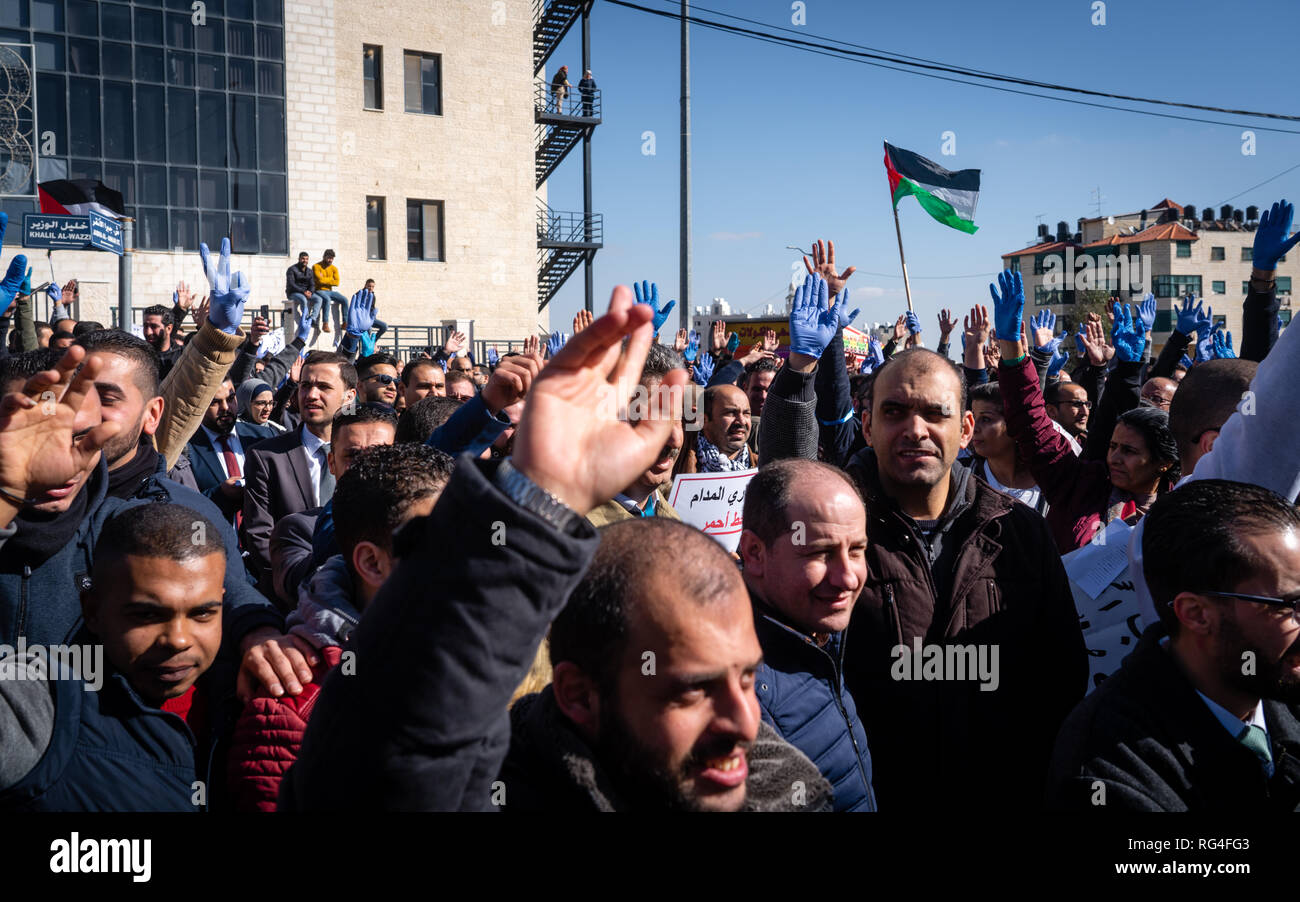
top-left (1140, 376), bottom-right (1178, 412)
top-left (690, 384), bottom-right (753, 473)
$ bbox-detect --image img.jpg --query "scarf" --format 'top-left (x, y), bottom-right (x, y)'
top-left (106, 435), bottom-right (162, 500)
top-left (1103, 486), bottom-right (1158, 526)
top-left (0, 466), bottom-right (97, 568)
top-left (236, 379), bottom-right (274, 423)
top-left (696, 432), bottom-right (752, 472)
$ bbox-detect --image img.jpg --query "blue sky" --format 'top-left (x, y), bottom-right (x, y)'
top-left (543, 0), bottom-right (1300, 337)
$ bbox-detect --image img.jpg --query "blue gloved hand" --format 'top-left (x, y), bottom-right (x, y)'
top-left (345, 288), bottom-right (377, 336)
top-left (1174, 294), bottom-right (1202, 336)
top-left (691, 352), bottom-right (714, 386)
top-left (1111, 302), bottom-right (1145, 362)
top-left (1046, 343), bottom-right (1070, 379)
top-left (1253, 199), bottom-right (1300, 270)
top-left (988, 270), bottom-right (1025, 342)
top-left (788, 272), bottom-right (838, 358)
top-left (726, 332), bottom-right (740, 354)
top-left (198, 237), bottom-right (250, 334)
top-left (547, 331), bottom-right (567, 358)
top-left (904, 310), bottom-right (922, 335)
top-left (295, 309), bottom-right (313, 343)
top-left (0, 214), bottom-right (26, 318)
top-left (1194, 321), bottom-right (1216, 363)
top-left (633, 280), bottom-right (676, 334)
top-left (869, 336), bottom-right (885, 368)
top-left (1212, 325), bottom-right (1236, 359)
top-left (359, 331), bottom-right (378, 357)
top-left (19, 266), bottom-right (31, 297)
top-left (683, 330), bottom-right (699, 363)
top-left (834, 289), bottom-right (860, 330)
top-left (1029, 309), bottom-right (1061, 353)
top-left (1179, 353), bottom-right (1193, 369)
top-left (47, 280), bottom-right (61, 304)
top-left (487, 346), bottom-right (500, 367)
top-left (1137, 293), bottom-right (1157, 333)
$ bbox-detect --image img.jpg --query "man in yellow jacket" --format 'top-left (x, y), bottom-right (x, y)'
top-left (313, 249), bottom-right (346, 339)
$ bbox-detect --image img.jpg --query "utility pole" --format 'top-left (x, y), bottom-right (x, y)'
top-left (679, 0), bottom-right (691, 330)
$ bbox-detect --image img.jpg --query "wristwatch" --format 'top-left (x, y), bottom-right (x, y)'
top-left (493, 459), bottom-right (580, 533)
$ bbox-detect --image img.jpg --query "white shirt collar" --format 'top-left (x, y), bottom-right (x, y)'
top-left (300, 423), bottom-right (327, 455)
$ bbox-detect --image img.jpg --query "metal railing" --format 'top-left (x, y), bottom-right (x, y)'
top-left (534, 79), bottom-right (601, 119)
top-left (537, 203), bottom-right (603, 245)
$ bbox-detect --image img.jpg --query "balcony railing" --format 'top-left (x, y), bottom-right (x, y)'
top-left (537, 204), bottom-right (603, 247)
top-left (534, 79), bottom-right (601, 121)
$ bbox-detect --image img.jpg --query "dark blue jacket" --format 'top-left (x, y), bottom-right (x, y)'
top-left (751, 597), bottom-right (877, 812)
top-left (426, 393), bottom-right (510, 459)
top-left (184, 421), bottom-right (274, 519)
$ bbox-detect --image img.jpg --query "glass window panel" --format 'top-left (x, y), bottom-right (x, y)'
top-left (103, 80), bottom-right (133, 159)
top-left (135, 83), bottom-right (166, 161)
top-left (423, 202), bottom-right (442, 261)
top-left (195, 19), bottom-right (223, 52)
top-left (0, 199), bottom-right (36, 225)
top-left (257, 98), bottom-right (283, 171)
top-left (167, 49), bottom-right (194, 85)
top-left (231, 172), bottom-right (257, 210)
top-left (403, 52), bottom-right (419, 112)
top-left (199, 211), bottom-right (226, 251)
top-left (69, 158), bottom-right (101, 181)
top-left (228, 57), bottom-right (254, 92)
top-left (1279, 277), bottom-right (1293, 293)
top-left (227, 21), bottom-right (253, 55)
top-left (229, 94), bottom-right (255, 168)
top-left (101, 3), bottom-right (131, 39)
top-left (138, 207), bottom-right (169, 250)
top-left (32, 0), bottom-right (64, 32)
top-left (169, 167), bottom-right (196, 206)
top-left (0, 28), bottom-right (27, 43)
top-left (256, 61), bottom-right (282, 95)
top-left (166, 87), bottom-right (196, 163)
top-left (135, 45), bottom-right (163, 81)
top-left (138, 164), bottom-right (167, 204)
top-left (167, 0), bottom-right (194, 9)
top-left (226, 0), bottom-right (252, 19)
top-left (406, 201), bottom-right (420, 258)
top-left (67, 38), bottom-right (97, 74)
top-left (422, 56), bottom-right (439, 115)
top-left (36, 73), bottom-right (66, 157)
top-left (34, 35), bottom-right (64, 71)
top-left (134, 7), bottom-right (163, 44)
top-left (256, 25), bottom-right (282, 60)
top-left (167, 12), bottom-right (195, 48)
top-left (258, 173), bottom-right (285, 213)
top-left (256, 0), bottom-right (282, 23)
top-left (103, 162), bottom-right (135, 206)
top-left (170, 209), bottom-right (197, 251)
top-left (38, 157), bottom-right (69, 182)
top-left (198, 92), bottom-right (226, 167)
top-left (231, 213), bottom-right (258, 254)
top-left (136, 0), bottom-right (162, 6)
top-left (196, 53), bottom-right (224, 89)
top-left (199, 170), bottom-right (227, 209)
top-left (366, 196), bottom-right (385, 260)
top-left (0, 0), bottom-right (30, 28)
top-left (68, 77), bottom-right (99, 155)
top-left (1212, 281), bottom-right (1226, 294)
top-left (260, 214), bottom-right (286, 255)
top-left (363, 45), bottom-right (382, 109)
top-left (102, 41), bottom-right (132, 78)
top-left (67, 0), bottom-right (97, 35)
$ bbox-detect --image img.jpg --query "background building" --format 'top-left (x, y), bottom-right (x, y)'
top-left (0, 0), bottom-right (586, 355)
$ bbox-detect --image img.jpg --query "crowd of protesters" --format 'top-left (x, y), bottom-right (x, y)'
top-left (0, 196), bottom-right (1298, 814)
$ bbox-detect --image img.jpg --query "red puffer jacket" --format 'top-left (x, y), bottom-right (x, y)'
top-left (227, 645), bottom-right (344, 812)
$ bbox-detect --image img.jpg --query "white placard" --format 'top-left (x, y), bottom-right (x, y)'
top-left (668, 468), bottom-right (757, 552)
top-left (1061, 518), bottom-right (1146, 692)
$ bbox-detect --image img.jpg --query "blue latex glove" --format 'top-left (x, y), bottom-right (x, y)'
top-left (726, 332), bottom-right (740, 354)
top-left (1074, 325), bottom-right (1087, 357)
top-left (1194, 322), bottom-right (1216, 363)
top-left (1193, 302), bottom-right (1214, 341)
top-left (198, 237), bottom-right (250, 334)
top-left (1174, 294), bottom-right (1202, 336)
top-left (1137, 293), bottom-right (1157, 333)
top-left (1046, 344), bottom-right (1070, 379)
top-left (547, 331), bottom-right (568, 357)
top-left (345, 288), bottom-right (377, 336)
top-left (1179, 353), bottom-right (1193, 369)
top-left (1253, 199), bottom-right (1300, 270)
top-left (1212, 325), bottom-right (1236, 359)
top-left (1029, 309), bottom-right (1061, 353)
top-left (788, 273), bottom-right (838, 358)
top-left (988, 270), bottom-right (1025, 342)
top-left (904, 310), bottom-right (922, 335)
top-left (0, 214), bottom-right (26, 318)
top-left (683, 330), bottom-right (699, 363)
top-left (858, 337), bottom-right (886, 373)
top-left (1111, 302), bottom-right (1145, 362)
top-left (834, 289), bottom-right (860, 330)
top-left (691, 352), bottom-right (714, 385)
top-left (487, 347), bottom-right (500, 367)
top-left (359, 331), bottom-right (378, 356)
top-left (47, 280), bottom-right (61, 304)
top-left (295, 309), bottom-right (313, 343)
top-left (19, 266), bottom-right (31, 297)
top-left (633, 280), bottom-right (676, 334)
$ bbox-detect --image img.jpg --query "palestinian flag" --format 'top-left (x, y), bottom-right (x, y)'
top-left (37, 179), bottom-right (125, 219)
top-left (884, 142), bottom-right (980, 234)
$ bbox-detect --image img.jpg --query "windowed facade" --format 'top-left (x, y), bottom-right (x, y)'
top-left (1210, 246), bottom-right (1225, 261)
top-left (403, 51), bottom-right (440, 114)
top-left (1175, 241), bottom-right (1191, 258)
top-left (407, 199), bottom-right (444, 261)
top-left (1152, 275), bottom-right (1201, 297)
top-left (6, 0), bottom-right (289, 253)
top-left (366, 196), bottom-right (386, 260)
top-left (1212, 280), bottom-right (1225, 294)
top-left (1279, 276), bottom-right (1292, 294)
top-left (1242, 247), bottom-right (1254, 262)
top-left (363, 44), bottom-right (382, 109)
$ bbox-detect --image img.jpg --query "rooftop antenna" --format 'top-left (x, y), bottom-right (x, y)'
top-left (1090, 186), bottom-right (1105, 218)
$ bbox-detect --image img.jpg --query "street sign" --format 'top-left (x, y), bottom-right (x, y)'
top-left (22, 213), bottom-right (93, 249)
top-left (88, 210), bottom-right (124, 255)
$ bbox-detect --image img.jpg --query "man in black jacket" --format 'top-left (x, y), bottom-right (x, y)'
top-left (286, 251), bottom-right (320, 343)
top-left (1049, 479), bottom-right (1300, 811)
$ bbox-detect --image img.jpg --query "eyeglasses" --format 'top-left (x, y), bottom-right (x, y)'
top-left (366, 374), bottom-right (398, 386)
top-left (1058, 400), bottom-right (1092, 410)
top-left (1200, 590), bottom-right (1300, 625)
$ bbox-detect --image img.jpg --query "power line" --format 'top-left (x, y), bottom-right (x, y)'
top-left (1213, 161), bottom-right (1300, 206)
top-left (603, 0), bottom-right (1300, 135)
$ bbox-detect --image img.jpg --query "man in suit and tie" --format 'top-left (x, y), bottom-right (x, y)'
top-left (242, 350), bottom-right (357, 596)
top-left (185, 378), bottom-right (273, 522)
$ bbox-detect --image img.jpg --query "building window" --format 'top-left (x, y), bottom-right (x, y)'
top-left (1033, 286), bottom-right (1059, 306)
top-left (1152, 275), bottom-right (1202, 297)
top-left (1210, 246), bottom-right (1225, 261)
top-left (1212, 280), bottom-right (1225, 294)
top-left (363, 45), bottom-right (383, 110)
top-left (1175, 241), bottom-right (1191, 258)
top-left (1007, 258), bottom-right (1020, 273)
top-left (1242, 247), bottom-right (1254, 262)
top-left (1282, 311), bottom-right (1293, 326)
top-left (407, 199), bottom-right (445, 261)
top-left (403, 51), bottom-right (441, 115)
top-left (1279, 277), bottom-right (1293, 294)
top-left (1033, 254), bottom-right (1045, 275)
top-left (366, 196), bottom-right (386, 260)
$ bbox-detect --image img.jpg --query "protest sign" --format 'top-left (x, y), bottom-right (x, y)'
top-left (668, 468), bottom-right (757, 552)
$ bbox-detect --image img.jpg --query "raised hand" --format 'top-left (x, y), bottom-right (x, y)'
top-left (726, 332), bottom-right (740, 355)
top-left (682, 330), bottom-right (700, 363)
top-left (572, 309), bottom-right (593, 335)
top-left (673, 328), bottom-right (688, 353)
top-left (546, 330), bottom-right (568, 358)
top-left (481, 351), bottom-right (544, 415)
top-left (523, 334), bottom-right (541, 358)
top-left (904, 310), bottom-right (922, 335)
top-left (1046, 342), bottom-right (1070, 379)
top-left (802, 238), bottom-right (857, 298)
top-left (1110, 303), bottom-right (1145, 362)
top-left (345, 288), bottom-right (377, 335)
top-left (1253, 199), bottom-right (1300, 271)
top-left (892, 314), bottom-right (908, 342)
top-left (1137, 293), bottom-right (1157, 334)
top-left (633, 280), bottom-right (676, 334)
top-left (737, 341), bottom-right (776, 367)
top-left (787, 273), bottom-right (839, 364)
top-left (710, 319), bottom-right (726, 353)
top-left (442, 330), bottom-right (467, 355)
top-left (988, 270), bottom-right (1025, 342)
top-left (833, 289), bottom-right (860, 330)
top-left (691, 351), bottom-right (715, 386)
top-left (938, 308), bottom-right (958, 338)
top-left (46, 280), bottom-right (61, 305)
top-left (511, 285), bottom-right (688, 516)
top-left (1212, 324), bottom-right (1236, 359)
top-left (1175, 294), bottom-right (1203, 336)
top-left (0, 213), bottom-right (28, 319)
top-left (760, 329), bottom-right (778, 353)
top-left (487, 346), bottom-right (501, 367)
top-left (963, 304), bottom-right (991, 349)
top-left (247, 315), bottom-right (270, 347)
top-left (194, 295), bottom-right (210, 331)
top-left (289, 351), bottom-right (306, 383)
top-left (1030, 309), bottom-right (1059, 352)
top-left (198, 237), bottom-right (250, 334)
top-left (175, 280), bottom-right (195, 312)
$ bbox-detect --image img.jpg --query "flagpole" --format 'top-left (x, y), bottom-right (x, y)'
top-left (891, 205), bottom-right (915, 312)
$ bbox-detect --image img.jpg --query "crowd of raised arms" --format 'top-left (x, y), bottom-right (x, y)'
top-left (0, 198), bottom-right (1298, 814)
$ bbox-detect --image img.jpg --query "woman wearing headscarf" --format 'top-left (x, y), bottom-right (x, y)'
top-left (236, 378), bottom-right (283, 440)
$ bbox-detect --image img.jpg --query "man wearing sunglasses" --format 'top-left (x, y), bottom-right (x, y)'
top-left (1048, 479), bottom-right (1300, 811)
top-left (1044, 381), bottom-right (1091, 442)
top-left (356, 353), bottom-right (400, 408)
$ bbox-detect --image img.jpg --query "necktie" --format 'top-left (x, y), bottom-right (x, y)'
top-left (218, 433), bottom-right (243, 528)
top-left (317, 445), bottom-right (335, 504)
top-left (1237, 723), bottom-right (1273, 768)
